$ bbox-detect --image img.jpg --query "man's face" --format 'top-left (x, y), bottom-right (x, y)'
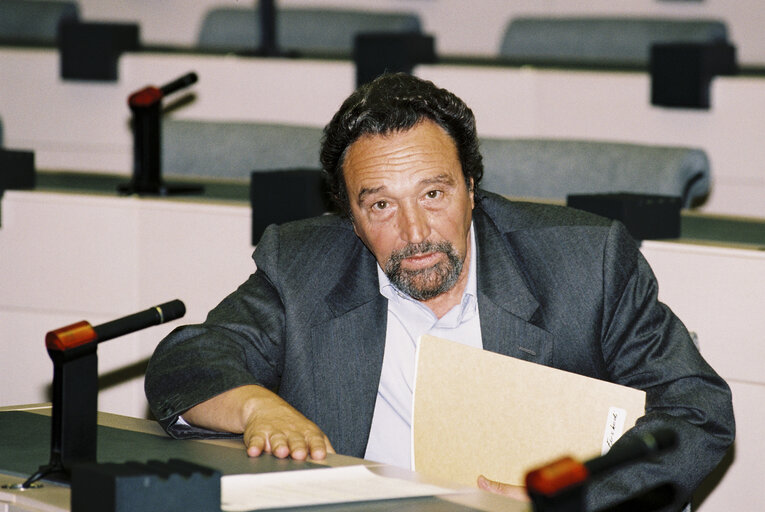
top-left (343, 119), bottom-right (474, 301)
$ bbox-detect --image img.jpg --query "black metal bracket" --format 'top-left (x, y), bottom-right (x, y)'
top-left (650, 42), bottom-right (738, 109)
top-left (353, 33), bottom-right (436, 87)
top-left (59, 22), bottom-right (140, 81)
top-left (0, 148), bottom-right (36, 228)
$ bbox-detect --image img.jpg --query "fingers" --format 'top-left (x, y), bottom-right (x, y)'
top-left (319, 435), bottom-right (336, 455)
top-left (245, 431), bottom-right (267, 457)
top-left (243, 422), bottom-right (332, 461)
top-left (477, 474), bottom-right (502, 493)
top-left (477, 475), bottom-right (530, 502)
top-left (236, 386), bottom-right (333, 461)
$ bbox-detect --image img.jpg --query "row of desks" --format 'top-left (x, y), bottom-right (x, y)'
top-left (31, 170), bottom-right (765, 249)
top-left (1, 47), bottom-right (764, 217)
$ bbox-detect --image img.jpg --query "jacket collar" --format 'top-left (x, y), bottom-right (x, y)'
top-left (324, 233), bottom-right (381, 318)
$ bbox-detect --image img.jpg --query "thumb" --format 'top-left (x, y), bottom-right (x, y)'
top-left (477, 474), bottom-right (503, 492)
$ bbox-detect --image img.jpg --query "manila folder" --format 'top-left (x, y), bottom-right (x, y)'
top-left (412, 335), bottom-right (646, 487)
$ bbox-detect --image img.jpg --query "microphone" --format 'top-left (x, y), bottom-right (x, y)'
top-left (45, 300), bottom-right (186, 352)
top-left (22, 300), bottom-right (188, 489)
top-left (525, 428), bottom-right (678, 497)
top-left (122, 71), bottom-right (204, 196)
top-left (93, 299), bottom-right (186, 344)
top-left (128, 72), bottom-right (198, 109)
top-left (159, 72), bottom-right (198, 96)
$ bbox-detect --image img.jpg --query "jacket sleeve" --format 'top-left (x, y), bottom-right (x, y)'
top-left (144, 231), bottom-right (287, 439)
top-left (584, 221), bottom-right (735, 512)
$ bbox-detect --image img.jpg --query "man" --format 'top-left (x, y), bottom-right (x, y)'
top-left (145, 73), bottom-right (734, 511)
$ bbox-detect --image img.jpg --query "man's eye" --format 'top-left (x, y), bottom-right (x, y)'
top-left (425, 190), bottom-right (442, 199)
top-left (373, 200), bottom-right (388, 210)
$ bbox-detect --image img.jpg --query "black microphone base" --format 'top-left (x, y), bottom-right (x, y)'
top-left (22, 463), bottom-right (69, 488)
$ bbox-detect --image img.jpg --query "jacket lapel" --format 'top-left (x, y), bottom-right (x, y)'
top-left (474, 208), bottom-right (555, 367)
top-left (308, 240), bottom-right (387, 457)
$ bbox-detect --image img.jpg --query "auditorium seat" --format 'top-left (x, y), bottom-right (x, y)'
top-left (161, 119), bottom-right (323, 180)
top-left (197, 6), bottom-right (421, 55)
top-left (479, 138), bottom-right (710, 208)
top-left (499, 17), bottom-right (728, 67)
top-left (0, 0), bottom-right (79, 45)
top-left (162, 121), bottom-right (710, 208)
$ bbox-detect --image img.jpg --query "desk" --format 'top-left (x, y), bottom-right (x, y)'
top-left (0, 404), bottom-right (525, 512)
top-left (1, 48), bottom-right (764, 216)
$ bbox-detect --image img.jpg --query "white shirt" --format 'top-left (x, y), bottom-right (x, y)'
top-left (363, 224), bottom-right (482, 469)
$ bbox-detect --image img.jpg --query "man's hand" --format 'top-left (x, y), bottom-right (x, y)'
top-left (241, 387), bottom-right (334, 460)
top-left (183, 384), bottom-right (334, 461)
top-left (477, 475), bottom-right (530, 502)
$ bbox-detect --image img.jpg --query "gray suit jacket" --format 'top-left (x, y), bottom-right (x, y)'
top-left (145, 190), bottom-right (733, 511)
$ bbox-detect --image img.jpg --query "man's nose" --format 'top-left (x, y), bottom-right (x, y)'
top-left (398, 204), bottom-right (430, 244)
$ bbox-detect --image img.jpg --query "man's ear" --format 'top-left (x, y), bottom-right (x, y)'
top-left (468, 178), bottom-right (475, 208)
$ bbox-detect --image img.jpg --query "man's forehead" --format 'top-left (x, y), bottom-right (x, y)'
top-left (346, 122), bottom-right (456, 164)
top-left (356, 173), bottom-right (457, 202)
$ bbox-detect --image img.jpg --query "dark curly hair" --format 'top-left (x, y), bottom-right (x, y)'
top-left (320, 73), bottom-right (483, 216)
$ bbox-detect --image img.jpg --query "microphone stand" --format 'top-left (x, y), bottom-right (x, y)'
top-left (119, 72), bottom-right (203, 196)
top-left (20, 300), bottom-right (186, 488)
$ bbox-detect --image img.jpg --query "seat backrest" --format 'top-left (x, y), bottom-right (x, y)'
top-left (499, 17), bottom-right (728, 66)
top-left (197, 7), bottom-right (421, 54)
top-left (479, 138), bottom-right (710, 208)
top-left (0, 0), bottom-right (79, 45)
top-left (161, 119), bottom-right (323, 180)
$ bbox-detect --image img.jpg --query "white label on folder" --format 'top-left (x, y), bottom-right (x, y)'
top-left (602, 407), bottom-right (627, 455)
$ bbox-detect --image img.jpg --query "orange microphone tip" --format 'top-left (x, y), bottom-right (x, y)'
top-left (45, 320), bottom-right (97, 351)
top-left (128, 86), bottom-right (163, 108)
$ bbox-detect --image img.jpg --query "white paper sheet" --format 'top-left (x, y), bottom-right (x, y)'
top-left (221, 465), bottom-right (458, 511)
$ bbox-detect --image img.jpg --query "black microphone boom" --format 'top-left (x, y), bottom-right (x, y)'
top-left (93, 299), bottom-right (186, 344)
top-left (159, 72), bottom-right (198, 97)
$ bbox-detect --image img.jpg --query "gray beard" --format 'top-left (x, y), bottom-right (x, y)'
top-left (384, 241), bottom-right (464, 301)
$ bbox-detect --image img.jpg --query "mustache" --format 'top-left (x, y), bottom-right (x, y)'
top-left (390, 241), bottom-right (453, 261)
top-left (384, 239), bottom-right (463, 301)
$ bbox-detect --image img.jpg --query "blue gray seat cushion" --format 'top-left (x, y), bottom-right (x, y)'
top-left (500, 17), bottom-right (728, 66)
top-left (480, 138), bottom-right (710, 207)
top-left (198, 7), bottom-right (421, 54)
top-left (0, 0), bottom-right (79, 44)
